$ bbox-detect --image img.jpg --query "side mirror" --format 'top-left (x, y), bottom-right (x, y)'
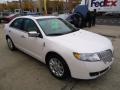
top-left (28, 31), bottom-right (40, 37)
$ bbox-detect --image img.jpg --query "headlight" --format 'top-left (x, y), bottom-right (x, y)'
top-left (73, 52), bottom-right (81, 60)
top-left (73, 52), bottom-right (100, 62)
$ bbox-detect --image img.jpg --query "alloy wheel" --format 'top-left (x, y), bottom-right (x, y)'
top-left (49, 58), bottom-right (64, 77)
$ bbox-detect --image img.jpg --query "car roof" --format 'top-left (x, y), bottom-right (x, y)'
top-left (17, 15), bottom-right (57, 20)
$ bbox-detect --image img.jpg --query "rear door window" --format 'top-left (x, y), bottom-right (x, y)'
top-left (10, 18), bottom-right (23, 30)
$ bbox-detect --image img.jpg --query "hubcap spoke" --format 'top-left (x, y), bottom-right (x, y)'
top-left (7, 39), bottom-right (13, 48)
top-left (49, 58), bottom-right (64, 77)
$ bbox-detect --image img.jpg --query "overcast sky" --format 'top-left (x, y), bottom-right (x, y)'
top-left (0, 0), bottom-right (17, 3)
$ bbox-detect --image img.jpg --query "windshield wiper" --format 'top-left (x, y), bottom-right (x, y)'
top-left (47, 33), bottom-right (65, 36)
top-left (47, 29), bottom-right (79, 36)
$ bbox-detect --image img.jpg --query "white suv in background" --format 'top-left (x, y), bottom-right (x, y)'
top-left (4, 16), bottom-right (114, 79)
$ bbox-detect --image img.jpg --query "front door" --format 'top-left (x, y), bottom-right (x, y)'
top-left (22, 18), bottom-right (44, 60)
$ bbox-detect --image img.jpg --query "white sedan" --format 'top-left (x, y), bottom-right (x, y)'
top-left (4, 16), bottom-right (114, 79)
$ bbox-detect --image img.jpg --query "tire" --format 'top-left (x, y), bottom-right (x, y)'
top-left (46, 54), bottom-right (70, 80)
top-left (6, 37), bottom-right (15, 51)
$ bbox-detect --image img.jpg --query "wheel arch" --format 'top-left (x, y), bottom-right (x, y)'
top-left (45, 51), bottom-right (63, 63)
top-left (6, 35), bottom-right (11, 40)
top-left (45, 51), bottom-right (71, 78)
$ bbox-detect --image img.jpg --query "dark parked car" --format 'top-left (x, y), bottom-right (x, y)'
top-left (0, 12), bottom-right (3, 23)
top-left (66, 13), bottom-right (83, 28)
top-left (3, 13), bottom-right (19, 23)
top-left (59, 13), bottom-right (85, 28)
top-left (0, 12), bottom-right (10, 23)
top-left (20, 12), bottom-right (43, 16)
top-left (59, 5), bottom-right (89, 28)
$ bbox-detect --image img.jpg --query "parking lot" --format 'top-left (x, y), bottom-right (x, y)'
top-left (0, 24), bottom-right (120, 90)
top-left (96, 17), bottom-right (120, 26)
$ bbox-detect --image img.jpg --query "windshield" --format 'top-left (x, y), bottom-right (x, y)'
top-left (37, 18), bottom-right (78, 36)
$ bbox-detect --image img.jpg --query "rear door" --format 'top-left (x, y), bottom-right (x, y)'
top-left (9, 18), bottom-right (26, 49)
top-left (9, 18), bottom-right (44, 60)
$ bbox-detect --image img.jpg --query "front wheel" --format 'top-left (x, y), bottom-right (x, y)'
top-left (47, 55), bottom-right (70, 79)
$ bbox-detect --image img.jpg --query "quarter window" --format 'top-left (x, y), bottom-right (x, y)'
top-left (10, 18), bottom-right (23, 30)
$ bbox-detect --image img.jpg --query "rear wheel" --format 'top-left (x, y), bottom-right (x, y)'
top-left (46, 54), bottom-right (70, 79)
top-left (6, 37), bottom-right (15, 51)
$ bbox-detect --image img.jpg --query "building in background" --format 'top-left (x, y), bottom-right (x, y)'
top-left (47, 0), bottom-right (64, 14)
top-left (67, 0), bottom-right (81, 12)
top-left (0, 3), bottom-right (7, 12)
top-left (22, 0), bottom-right (34, 11)
top-left (7, 1), bottom-right (20, 12)
top-left (46, 0), bottom-right (81, 14)
top-left (0, 0), bottom-right (81, 14)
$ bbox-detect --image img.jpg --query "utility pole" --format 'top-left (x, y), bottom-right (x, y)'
top-left (44, 0), bottom-right (47, 15)
top-left (65, 0), bottom-right (68, 13)
top-left (57, 0), bottom-right (59, 13)
top-left (19, 0), bottom-right (22, 14)
top-left (37, 0), bottom-right (43, 12)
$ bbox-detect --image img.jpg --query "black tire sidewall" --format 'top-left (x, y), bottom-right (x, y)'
top-left (47, 54), bottom-right (70, 80)
top-left (6, 37), bottom-right (15, 50)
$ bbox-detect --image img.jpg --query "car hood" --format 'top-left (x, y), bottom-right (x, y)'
top-left (47, 30), bottom-right (113, 53)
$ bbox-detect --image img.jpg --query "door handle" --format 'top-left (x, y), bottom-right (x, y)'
top-left (21, 35), bottom-right (26, 38)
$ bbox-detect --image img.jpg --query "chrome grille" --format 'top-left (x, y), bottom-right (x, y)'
top-left (98, 49), bottom-right (113, 63)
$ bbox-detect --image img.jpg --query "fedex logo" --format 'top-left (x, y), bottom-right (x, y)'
top-left (91, 0), bottom-right (117, 7)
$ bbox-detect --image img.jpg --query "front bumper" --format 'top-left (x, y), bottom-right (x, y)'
top-left (68, 57), bottom-right (114, 79)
